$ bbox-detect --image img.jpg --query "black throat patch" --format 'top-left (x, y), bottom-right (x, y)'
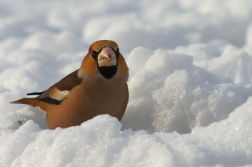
top-left (98, 66), bottom-right (117, 79)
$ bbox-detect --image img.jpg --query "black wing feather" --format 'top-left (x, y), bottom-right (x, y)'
top-left (27, 91), bottom-right (45, 96)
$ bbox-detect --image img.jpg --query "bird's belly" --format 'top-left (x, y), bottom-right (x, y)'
top-left (46, 81), bottom-right (128, 129)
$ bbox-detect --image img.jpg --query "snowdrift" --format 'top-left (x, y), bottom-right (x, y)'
top-left (1, 0), bottom-right (252, 166)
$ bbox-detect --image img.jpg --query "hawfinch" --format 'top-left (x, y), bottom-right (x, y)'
top-left (11, 40), bottom-right (129, 129)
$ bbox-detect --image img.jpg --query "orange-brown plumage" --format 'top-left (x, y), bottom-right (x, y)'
top-left (11, 40), bottom-right (129, 129)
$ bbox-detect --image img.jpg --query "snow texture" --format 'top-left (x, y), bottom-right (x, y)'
top-left (1, 0), bottom-right (252, 166)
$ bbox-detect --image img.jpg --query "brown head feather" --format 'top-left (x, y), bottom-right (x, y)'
top-left (90, 40), bottom-right (118, 52)
top-left (78, 40), bottom-right (128, 80)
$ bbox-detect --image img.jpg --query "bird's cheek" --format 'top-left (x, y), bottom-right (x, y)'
top-left (78, 55), bottom-right (97, 78)
top-left (117, 55), bottom-right (129, 80)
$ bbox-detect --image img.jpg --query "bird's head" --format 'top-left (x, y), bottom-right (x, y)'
top-left (78, 40), bottom-right (128, 81)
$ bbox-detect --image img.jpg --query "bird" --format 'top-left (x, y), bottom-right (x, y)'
top-left (11, 40), bottom-right (129, 129)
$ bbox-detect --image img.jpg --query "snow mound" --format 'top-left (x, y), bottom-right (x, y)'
top-left (1, 98), bottom-right (252, 166)
top-left (122, 47), bottom-right (252, 133)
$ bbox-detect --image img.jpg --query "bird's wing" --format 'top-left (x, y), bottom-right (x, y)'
top-left (32, 70), bottom-right (82, 105)
top-left (11, 70), bottom-right (82, 111)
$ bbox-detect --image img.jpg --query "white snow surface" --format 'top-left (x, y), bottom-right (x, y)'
top-left (1, 0), bottom-right (252, 167)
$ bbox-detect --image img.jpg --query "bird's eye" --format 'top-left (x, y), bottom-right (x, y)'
top-left (90, 49), bottom-right (98, 60)
top-left (115, 48), bottom-right (120, 58)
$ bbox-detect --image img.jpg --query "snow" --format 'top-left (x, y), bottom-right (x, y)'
top-left (1, 0), bottom-right (252, 166)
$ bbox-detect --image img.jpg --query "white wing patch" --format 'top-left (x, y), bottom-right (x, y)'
top-left (55, 90), bottom-right (69, 101)
top-left (49, 87), bottom-right (70, 101)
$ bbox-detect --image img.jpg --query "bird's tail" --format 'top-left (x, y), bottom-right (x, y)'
top-left (10, 98), bottom-right (48, 111)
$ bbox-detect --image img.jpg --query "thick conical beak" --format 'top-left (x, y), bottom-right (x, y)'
top-left (97, 47), bottom-right (117, 67)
